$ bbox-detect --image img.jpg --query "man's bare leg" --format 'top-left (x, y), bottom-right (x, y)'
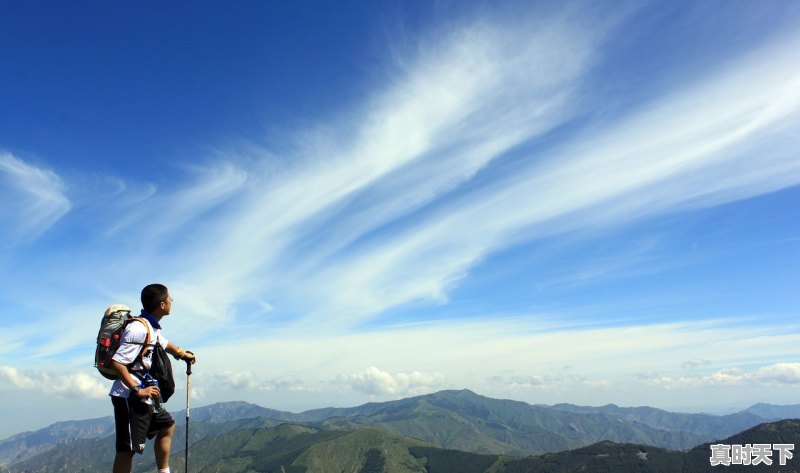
top-left (113, 451), bottom-right (134, 473)
top-left (154, 423), bottom-right (175, 471)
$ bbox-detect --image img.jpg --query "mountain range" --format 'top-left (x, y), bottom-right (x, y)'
top-left (3, 389), bottom-right (799, 472)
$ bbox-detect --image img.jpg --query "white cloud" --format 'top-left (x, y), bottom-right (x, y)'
top-left (488, 374), bottom-right (558, 392)
top-left (339, 366), bottom-right (446, 396)
top-left (0, 152), bottom-right (71, 245)
top-left (640, 363), bottom-right (800, 389)
top-left (214, 371), bottom-right (317, 393)
top-left (0, 366), bottom-right (107, 399)
top-left (582, 379), bottom-right (612, 391)
top-left (0, 365), bottom-right (37, 390)
top-left (272, 375), bottom-right (318, 393)
top-left (754, 363), bottom-right (800, 384)
top-left (487, 371), bottom-right (612, 393)
top-left (216, 370), bottom-right (262, 391)
top-left (58, 371), bottom-right (109, 398)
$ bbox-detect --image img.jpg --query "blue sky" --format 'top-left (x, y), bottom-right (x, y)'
top-left (1, 0), bottom-right (799, 439)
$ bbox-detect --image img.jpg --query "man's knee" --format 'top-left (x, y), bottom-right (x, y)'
top-left (113, 451), bottom-right (134, 473)
top-left (158, 423), bottom-right (175, 438)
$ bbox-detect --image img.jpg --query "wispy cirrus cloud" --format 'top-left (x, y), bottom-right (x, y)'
top-left (220, 23), bottom-right (800, 330)
top-left (212, 17), bottom-right (612, 318)
top-left (0, 153), bottom-right (71, 246)
top-left (32, 10), bottom-right (797, 337)
top-left (99, 12), bottom-right (616, 329)
top-left (105, 162), bottom-right (249, 240)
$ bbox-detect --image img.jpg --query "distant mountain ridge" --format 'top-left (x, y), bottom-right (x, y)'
top-left (0, 416), bottom-right (114, 466)
top-left (3, 389), bottom-right (799, 468)
top-left (548, 402), bottom-right (768, 439)
top-left (10, 418), bottom-right (800, 472)
top-left (316, 389), bottom-right (705, 454)
top-left (742, 402), bottom-right (800, 420)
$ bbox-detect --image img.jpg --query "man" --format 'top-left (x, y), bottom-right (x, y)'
top-left (110, 284), bottom-right (196, 473)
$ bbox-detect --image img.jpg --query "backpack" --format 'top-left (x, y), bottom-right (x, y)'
top-left (94, 304), bottom-right (151, 380)
top-left (149, 343), bottom-right (176, 402)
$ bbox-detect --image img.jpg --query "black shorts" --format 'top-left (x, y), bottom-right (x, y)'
top-left (112, 396), bottom-right (175, 454)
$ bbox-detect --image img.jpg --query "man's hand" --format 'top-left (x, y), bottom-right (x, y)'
top-left (167, 343), bottom-right (196, 363)
top-left (183, 351), bottom-right (196, 364)
top-left (137, 385), bottom-right (161, 400)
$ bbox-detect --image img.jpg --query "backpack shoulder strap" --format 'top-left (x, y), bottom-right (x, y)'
top-left (128, 317), bottom-right (152, 343)
top-left (127, 317), bottom-right (153, 368)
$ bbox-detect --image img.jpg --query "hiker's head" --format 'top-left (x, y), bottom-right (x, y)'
top-left (141, 283), bottom-right (172, 316)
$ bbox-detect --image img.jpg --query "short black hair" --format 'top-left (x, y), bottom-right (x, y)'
top-left (141, 283), bottom-right (169, 312)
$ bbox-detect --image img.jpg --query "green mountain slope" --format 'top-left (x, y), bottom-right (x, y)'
top-left (681, 419), bottom-right (800, 472)
top-left (497, 418), bottom-right (800, 473)
top-left (293, 428), bottom-right (433, 473)
top-left (10, 423), bottom-right (437, 473)
top-left (320, 389), bottom-right (705, 454)
top-left (9, 419), bottom-right (800, 473)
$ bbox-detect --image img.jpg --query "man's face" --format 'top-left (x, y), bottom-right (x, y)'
top-left (161, 291), bottom-right (173, 316)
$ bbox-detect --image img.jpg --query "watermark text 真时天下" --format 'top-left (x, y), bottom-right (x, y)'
top-left (710, 443), bottom-right (794, 467)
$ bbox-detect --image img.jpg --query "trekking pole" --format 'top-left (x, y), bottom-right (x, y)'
top-left (184, 352), bottom-right (193, 473)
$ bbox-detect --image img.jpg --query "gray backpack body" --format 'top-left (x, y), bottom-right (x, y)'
top-left (94, 304), bottom-right (150, 380)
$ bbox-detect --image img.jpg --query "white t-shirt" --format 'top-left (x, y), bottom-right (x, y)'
top-left (109, 317), bottom-right (169, 399)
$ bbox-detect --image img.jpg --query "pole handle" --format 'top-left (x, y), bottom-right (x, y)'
top-left (185, 351), bottom-right (194, 375)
